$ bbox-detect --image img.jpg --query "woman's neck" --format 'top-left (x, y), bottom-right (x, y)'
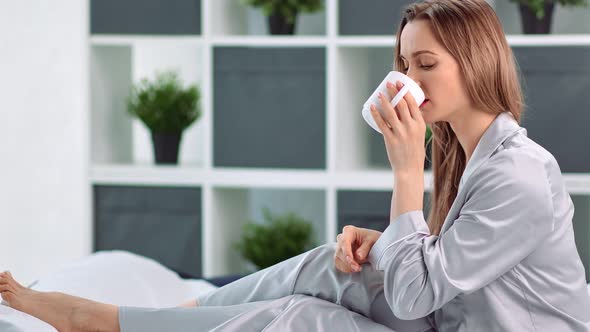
top-left (448, 110), bottom-right (498, 164)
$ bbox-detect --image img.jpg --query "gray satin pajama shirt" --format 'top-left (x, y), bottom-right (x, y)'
top-left (119, 112), bottom-right (590, 331)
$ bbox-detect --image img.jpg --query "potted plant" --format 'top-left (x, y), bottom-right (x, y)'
top-left (241, 0), bottom-right (324, 35)
top-left (127, 70), bottom-right (201, 164)
top-left (234, 207), bottom-right (317, 271)
top-left (509, 0), bottom-right (589, 34)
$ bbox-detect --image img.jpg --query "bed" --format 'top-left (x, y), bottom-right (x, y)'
top-left (2, 251), bottom-right (590, 331)
top-left (0, 251), bottom-right (218, 332)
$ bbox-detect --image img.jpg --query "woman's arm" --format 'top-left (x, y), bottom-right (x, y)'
top-left (368, 150), bottom-right (554, 320)
top-left (391, 170), bottom-right (424, 221)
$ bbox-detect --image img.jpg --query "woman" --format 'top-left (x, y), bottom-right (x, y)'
top-left (2, 0), bottom-right (589, 331)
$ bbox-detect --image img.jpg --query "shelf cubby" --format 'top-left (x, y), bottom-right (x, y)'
top-left (213, 46), bottom-right (326, 169)
top-left (572, 195), bottom-right (590, 281)
top-left (209, 0), bottom-right (326, 36)
top-left (90, 0), bottom-right (202, 35)
top-left (334, 46), bottom-right (394, 171)
top-left (90, 41), bottom-right (206, 167)
top-left (337, 190), bottom-right (431, 233)
top-left (491, 0), bottom-right (590, 35)
top-left (94, 185), bottom-right (203, 277)
top-left (205, 187), bottom-right (327, 277)
top-left (512, 45), bottom-right (590, 172)
top-left (338, 0), bottom-right (413, 36)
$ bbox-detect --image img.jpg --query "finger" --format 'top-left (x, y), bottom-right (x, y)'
top-left (341, 227), bottom-right (357, 262)
top-left (385, 82), bottom-right (401, 122)
top-left (343, 227), bottom-right (364, 271)
top-left (378, 90), bottom-right (402, 130)
top-left (370, 104), bottom-right (396, 140)
top-left (399, 82), bottom-right (423, 122)
top-left (0, 283), bottom-right (13, 293)
top-left (335, 255), bottom-right (354, 273)
top-left (393, 81), bottom-right (412, 124)
top-left (355, 241), bottom-right (374, 263)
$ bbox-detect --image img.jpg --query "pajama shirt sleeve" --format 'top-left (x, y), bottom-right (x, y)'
top-left (367, 150), bottom-right (555, 320)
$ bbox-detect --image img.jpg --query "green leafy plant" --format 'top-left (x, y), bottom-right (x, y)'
top-left (509, 0), bottom-right (589, 19)
top-left (234, 207), bottom-right (317, 271)
top-left (425, 125), bottom-right (432, 146)
top-left (127, 70), bottom-right (201, 133)
top-left (241, 0), bottom-right (324, 24)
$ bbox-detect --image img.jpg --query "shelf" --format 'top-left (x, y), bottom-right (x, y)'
top-left (565, 175), bottom-right (590, 195)
top-left (88, 0), bottom-right (590, 282)
top-left (89, 34), bottom-right (590, 48)
top-left (90, 165), bottom-right (433, 191)
top-left (210, 36), bottom-right (328, 47)
top-left (336, 37), bottom-right (396, 47)
top-left (90, 165), bottom-right (590, 195)
top-left (90, 35), bottom-right (203, 46)
top-left (507, 34), bottom-right (590, 46)
top-left (91, 164), bottom-right (207, 187)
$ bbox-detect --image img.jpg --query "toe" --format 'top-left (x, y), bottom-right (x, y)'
top-left (0, 283), bottom-right (15, 293)
top-left (1, 291), bottom-right (15, 305)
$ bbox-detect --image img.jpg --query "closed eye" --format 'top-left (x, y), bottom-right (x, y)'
top-left (402, 65), bottom-right (434, 72)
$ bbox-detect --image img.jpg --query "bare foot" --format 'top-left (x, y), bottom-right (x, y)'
top-left (178, 299), bottom-right (199, 308)
top-left (0, 271), bottom-right (120, 332)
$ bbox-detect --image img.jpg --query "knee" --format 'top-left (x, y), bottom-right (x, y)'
top-left (313, 243), bottom-right (337, 258)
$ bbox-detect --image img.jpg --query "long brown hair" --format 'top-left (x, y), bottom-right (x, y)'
top-left (393, 0), bottom-right (525, 235)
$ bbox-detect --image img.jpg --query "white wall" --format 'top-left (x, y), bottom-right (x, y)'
top-left (0, 0), bottom-right (89, 284)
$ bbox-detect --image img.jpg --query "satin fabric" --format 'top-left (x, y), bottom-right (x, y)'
top-left (120, 242), bottom-right (433, 331)
top-left (368, 111), bottom-right (590, 331)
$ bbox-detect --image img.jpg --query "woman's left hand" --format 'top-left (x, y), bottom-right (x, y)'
top-left (370, 80), bottom-right (426, 175)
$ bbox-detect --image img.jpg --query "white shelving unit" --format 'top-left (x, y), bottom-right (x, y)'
top-left (88, 0), bottom-right (590, 278)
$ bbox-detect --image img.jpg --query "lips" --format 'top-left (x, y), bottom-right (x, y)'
top-left (420, 99), bottom-right (430, 107)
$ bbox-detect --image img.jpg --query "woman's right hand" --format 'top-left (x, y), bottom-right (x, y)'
top-left (334, 226), bottom-right (382, 273)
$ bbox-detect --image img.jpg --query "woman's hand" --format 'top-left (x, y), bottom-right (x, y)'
top-left (370, 80), bottom-right (426, 175)
top-left (334, 226), bottom-right (382, 273)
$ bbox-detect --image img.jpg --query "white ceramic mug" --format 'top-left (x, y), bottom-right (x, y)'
top-left (361, 71), bottom-right (425, 134)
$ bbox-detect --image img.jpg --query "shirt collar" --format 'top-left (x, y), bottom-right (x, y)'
top-left (458, 111), bottom-right (526, 190)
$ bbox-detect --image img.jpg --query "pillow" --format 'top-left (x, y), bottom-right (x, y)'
top-left (31, 250), bottom-right (216, 307)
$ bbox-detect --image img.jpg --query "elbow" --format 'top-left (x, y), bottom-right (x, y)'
top-left (388, 279), bottom-right (435, 320)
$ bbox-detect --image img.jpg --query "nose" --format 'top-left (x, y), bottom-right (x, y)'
top-left (405, 69), bottom-right (421, 88)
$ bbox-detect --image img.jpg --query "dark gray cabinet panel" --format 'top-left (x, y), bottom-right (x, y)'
top-left (91, 0), bottom-right (201, 35)
top-left (513, 46), bottom-right (590, 172)
top-left (572, 195), bottom-right (590, 282)
top-left (214, 47), bottom-right (326, 169)
top-left (337, 190), bottom-right (431, 233)
top-left (339, 0), bottom-right (414, 35)
top-left (94, 185), bottom-right (202, 278)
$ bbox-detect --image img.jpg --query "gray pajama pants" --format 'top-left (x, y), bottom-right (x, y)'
top-left (118, 243), bottom-right (435, 331)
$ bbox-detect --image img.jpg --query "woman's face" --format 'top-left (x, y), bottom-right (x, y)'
top-left (398, 19), bottom-right (472, 124)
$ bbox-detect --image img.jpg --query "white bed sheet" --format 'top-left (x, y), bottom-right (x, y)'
top-left (1, 251), bottom-right (218, 331)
